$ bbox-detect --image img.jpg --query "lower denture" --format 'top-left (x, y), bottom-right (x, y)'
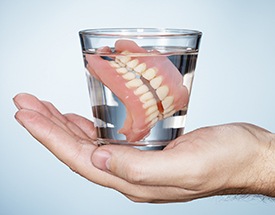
top-left (85, 40), bottom-right (189, 142)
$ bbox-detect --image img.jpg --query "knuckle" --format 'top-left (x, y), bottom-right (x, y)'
top-left (125, 193), bottom-right (154, 203)
top-left (68, 139), bottom-right (87, 174)
top-left (124, 162), bottom-right (146, 184)
top-left (126, 195), bottom-right (145, 203)
top-left (43, 101), bottom-right (55, 109)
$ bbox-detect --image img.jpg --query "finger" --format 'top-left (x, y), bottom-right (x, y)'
top-left (64, 113), bottom-right (97, 140)
top-left (41, 100), bottom-right (68, 123)
top-left (14, 108), bottom-right (130, 188)
top-left (13, 93), bottom-right (73, 134)
top-left (91, 144), bottom-right (190, 187)
top-left (14, 107), bottom-right (99, 178)
top-left (14, 108), bottom-right (118, 186)
top-left (13, 93), bottom-right (89, 140)
top-left (15, 108), bottom-right (87, 166)
top-left (123, 186), bottom-right (200, 203)
top-left (42, 101), bottom-right (92, 140)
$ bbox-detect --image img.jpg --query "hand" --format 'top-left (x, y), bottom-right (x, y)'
top-left (14, 93), bottom-right (275, 203)
top-left (91, 122), bottom-right (275, 201)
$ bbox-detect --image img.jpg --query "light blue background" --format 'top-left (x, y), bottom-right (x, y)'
top-left (1, 0), bottom-right (275, 214)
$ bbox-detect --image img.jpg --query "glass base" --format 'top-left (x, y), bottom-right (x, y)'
top-left (96, 138), bottom-right (167, 150)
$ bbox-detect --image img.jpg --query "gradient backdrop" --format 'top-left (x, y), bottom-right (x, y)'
top-left (1, 0), bottom-right (275, 214)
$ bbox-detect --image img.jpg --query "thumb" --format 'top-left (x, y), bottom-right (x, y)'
top-left (91, 145), bottom-right (184, 186)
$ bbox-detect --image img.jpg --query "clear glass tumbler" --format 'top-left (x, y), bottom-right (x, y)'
top-left (79, 28), bottom-right (202, 150)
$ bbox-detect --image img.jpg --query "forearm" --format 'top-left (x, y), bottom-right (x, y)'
top-left (256, 133), bottom-right (275, 197)
top-left (222, 131), bottom-right (275, 198)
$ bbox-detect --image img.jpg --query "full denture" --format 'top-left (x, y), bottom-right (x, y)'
top-left (85, 40), bottom-right (189, 142)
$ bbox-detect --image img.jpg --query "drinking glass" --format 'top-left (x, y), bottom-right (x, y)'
top-left (79, 28), bottom-right (202, 150)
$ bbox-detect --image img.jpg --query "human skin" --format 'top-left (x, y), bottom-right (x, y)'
top-left (14, 93), bottom-right (275, 202)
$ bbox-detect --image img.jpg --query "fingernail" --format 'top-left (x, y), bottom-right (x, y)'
top-left (13, 97), bottom-right (21, 110)
top-left (92, 149), bottom-right (111, 171)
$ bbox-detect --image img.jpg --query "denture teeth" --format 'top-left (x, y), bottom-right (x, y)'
top-left (134, 85), bottom-right (149, 95)
top-left (140, 91), bottom-right (154, 103)
top-left (150, 76), bottom-right (163, 89)
top-left (142, 98), bottom-right (157, 109)
top-left (109, 61), bottom-right (120, 68)
top-left (125, 79), bottom-right (143, 88)
top-left (149, 118), bottom-right (159, 127)
top-left (115, 59), bottom-right (126, 67)
top-left (145, 111), bottom-right (159, 123)
top-left (142, 68), bottom-right (157, 80)
top-left (121, 50), bottom-right (130, 54)
top-left (126, 59), bottom-right (139, 69)
top-left (146, 105), bottom-right (158, 116)
top-left (161, 96), bottom-right (174, 109)
top-left (122, 72), bottom-right (136, 80)
top-left (163, 110), bottom-right (176, 118)
top-left (156, 86), bottom-right (169, 101)
top-left (163, 105), bottom-right (174, 114)
top-left (116, 55), bottom-right (131, 64)
top-left (134, 63), bottom-right (146, 74)
top-left (116, 67), bottom-right (128, 74)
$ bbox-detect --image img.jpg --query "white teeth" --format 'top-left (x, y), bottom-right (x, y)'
top-left (142, 68), bottom-right (157, 80)
top-left (115, 59), bottom-right (126, 67)
top-left (149, 117), bottom-right (158, 127)
top-left (156, 85), bottom-right (169, 101)
top-left (146, 105), bottom-right (158, 116)
top-left (163, 105), bottom-right (174, 114)
top-left (122, 72), bottom-right (136, 80)
top-left (134, 63), bottom-right (146, 74)
top-left (134, 85), bottom-right (149, 95)
top-left (121, 50), bottom-right (130, 54)
top-left (161, 96), bottom-right (174, 109)
top-left (140, 91), bottom-right (154, 103)
top-left (145, 111), bottom-right (159, 123)
top-left (163, 110), bottom-right (176, 118)
top-left (116, 55), bottom-right (131, 64)
top-left (150, 76), bottom-right (163, 89)
top-left (125, 79), bottom-right (143, 88)
top-left (142, 98), bottom-right (157, 109)
top-left (112, 58), bottom-right (174, 120)
top-left (126, 59), bottom-right (139, 69)
top-left (116, 67), bottom-right (128, 74)
top-left (109, 61), bottom-right (120, 68)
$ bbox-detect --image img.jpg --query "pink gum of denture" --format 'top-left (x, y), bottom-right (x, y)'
top-left (85, 40), bottom-right (189, 142)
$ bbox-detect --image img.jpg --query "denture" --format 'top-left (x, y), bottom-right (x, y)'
top-left (85, 40), bottom-right (189, 142)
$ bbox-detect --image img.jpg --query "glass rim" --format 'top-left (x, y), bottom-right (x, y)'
top-left (79, 28), bottom-right (202, 38)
